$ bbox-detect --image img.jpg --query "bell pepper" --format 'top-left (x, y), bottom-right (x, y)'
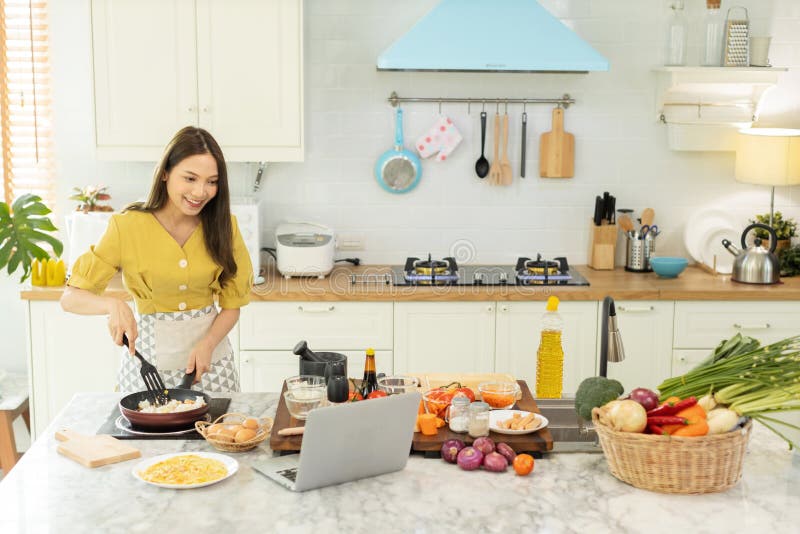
top-left (663, 404), bottom-right (708, 437)
top-left (46, 258), bottom-right (66, 286)
top-left (31, 259), bottom-right (47, 286)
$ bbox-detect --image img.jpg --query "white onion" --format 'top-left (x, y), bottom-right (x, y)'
top-left (602, 399), bottom-right (647, 432)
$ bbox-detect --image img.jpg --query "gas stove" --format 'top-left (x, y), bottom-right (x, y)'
top-left (389, 254), bottom-right (590, 287)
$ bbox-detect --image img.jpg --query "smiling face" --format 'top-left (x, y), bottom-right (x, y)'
top-left (162, 153), bottom-right (219, 218)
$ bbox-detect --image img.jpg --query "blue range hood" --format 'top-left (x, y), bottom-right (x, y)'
top-left (377, 0), bottom-right (609, 73)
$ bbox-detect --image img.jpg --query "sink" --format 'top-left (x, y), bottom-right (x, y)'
top-left (536, 398), bottom-right (603, 453)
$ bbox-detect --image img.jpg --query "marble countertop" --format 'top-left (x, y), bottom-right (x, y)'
top-left (1, 393), bottom-right (799, 533)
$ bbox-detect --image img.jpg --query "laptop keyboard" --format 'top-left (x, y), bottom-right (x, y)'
top-left (278, 468), bottom-right (298, 482)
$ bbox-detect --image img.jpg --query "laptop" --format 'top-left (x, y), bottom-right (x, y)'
top-left (253, 392), bottom-right (421, 492)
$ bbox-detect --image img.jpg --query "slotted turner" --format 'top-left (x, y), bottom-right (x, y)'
top-left (122, 334), bottom-right (168, 405)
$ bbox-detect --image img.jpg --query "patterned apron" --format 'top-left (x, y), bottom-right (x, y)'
top-left (117, 305), bottom-right (239, 393)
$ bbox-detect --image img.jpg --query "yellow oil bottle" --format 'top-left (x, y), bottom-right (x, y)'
top-left (536, 296), bottom-right (564, 399)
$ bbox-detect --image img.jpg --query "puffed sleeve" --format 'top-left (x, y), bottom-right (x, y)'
top-left (218, 215), bottom-right (253, 309)
top-left (67, 215), bottom-right (122, 295)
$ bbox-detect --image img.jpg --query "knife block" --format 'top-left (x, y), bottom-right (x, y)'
top-left (588, 219), bottom-right (617, 270)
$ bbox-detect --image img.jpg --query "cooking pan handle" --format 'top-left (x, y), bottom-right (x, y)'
top-left (179, 371), bottom-right (196, 390)
top-left (394, 108), bottom-right (404, 147)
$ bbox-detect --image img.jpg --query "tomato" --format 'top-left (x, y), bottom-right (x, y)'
top-left (513, 454), bottom-right (534, 476)
top-left (347, 388), bottom-right (363, 402)
top-left (366, 390), bottom-right (388, 399)
top-left (453, 387), bottom-right (475, 403)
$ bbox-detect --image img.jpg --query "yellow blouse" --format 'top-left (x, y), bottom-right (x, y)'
top-left (68, 211), bottom-right (253, 314)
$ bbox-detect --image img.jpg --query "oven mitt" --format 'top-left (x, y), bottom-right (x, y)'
top-left (416, 116), bottom-right (463, 162)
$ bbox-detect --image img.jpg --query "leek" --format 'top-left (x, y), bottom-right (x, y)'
top-left (658, 335), bottom-right (800, 449)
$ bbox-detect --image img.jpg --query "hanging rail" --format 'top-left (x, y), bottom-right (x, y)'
top-left (388, 91), bottom-right (575, 109)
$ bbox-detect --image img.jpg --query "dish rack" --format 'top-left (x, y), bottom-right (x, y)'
top-left (592, 414), bottom-right (752, 494)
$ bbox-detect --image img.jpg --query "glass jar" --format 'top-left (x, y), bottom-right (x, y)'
top-left (665, 0), bottom-right (688, 66)
top-left (702, 0), bottom-right (723, 66)
top-left (468, 401), bottom-right (490, 438)
top-left (448, 396), bottom-right (470, 433)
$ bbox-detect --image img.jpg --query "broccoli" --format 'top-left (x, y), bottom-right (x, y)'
top-left (574, 376), bottom-right (624, 421)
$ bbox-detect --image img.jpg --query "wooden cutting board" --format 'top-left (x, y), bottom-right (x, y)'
top-left (412, 380), bottom-right (552, 455)
top-left (55, 429), bottom-right (141, 468)
top-left (539, 107), bottom-right (574, 178)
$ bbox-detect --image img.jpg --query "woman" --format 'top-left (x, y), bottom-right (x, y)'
top-left (61, 126), bottom-right (253, 392)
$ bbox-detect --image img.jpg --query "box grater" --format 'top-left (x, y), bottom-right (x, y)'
top-left (723, 7), bottom-right (749, 66)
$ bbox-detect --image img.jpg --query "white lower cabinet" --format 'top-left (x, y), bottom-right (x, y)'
top-left (27, 301), bottom-right (121, 438)
top-left (495, 301), bottom-right (598, 397)
top-left (239, 350), bottom-right (393, 393)
top-left (674, 301), bottom-right (800, 348)
top-left (238, 302), bottom-right (394, 389)
top-left (671, 349), bottom-right (710, 377)
top-left (393, 302), bottom-right (495, 374)
top-left (601, 301), bottom-right (674, 393)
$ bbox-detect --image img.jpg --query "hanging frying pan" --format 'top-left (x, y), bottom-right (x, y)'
top-left (374, 107), bottom-right (421, 194)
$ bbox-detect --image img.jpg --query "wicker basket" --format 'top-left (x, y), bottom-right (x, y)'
top-left (195, 412), bottom-right (274, 453)
top-left (592, 414), bottom-right (752, 494)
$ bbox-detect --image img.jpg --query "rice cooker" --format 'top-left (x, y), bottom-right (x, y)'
top-left (275, 222), bottom-right (336, 278)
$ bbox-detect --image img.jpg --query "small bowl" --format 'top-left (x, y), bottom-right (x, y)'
top-left (285, 375), bottom-right (327, 392)
top-left (478, 381), bottom-right (521, 410)
top-left (377, 375), bottom-right (420, 395)
top-left (283, 388), bottom-right (327, 420)
top-left (649, 257), bottom-right (689, 278)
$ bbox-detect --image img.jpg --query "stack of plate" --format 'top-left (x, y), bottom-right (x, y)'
top-left (684, 209), bottom-right (740, 274)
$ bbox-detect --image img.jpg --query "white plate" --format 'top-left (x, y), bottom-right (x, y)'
top-left (489, 410), bottom-right (549, 435)
top-left (684, 208), bottom-right (739, 263)
top-left (132, 452), bottom-right (238, 489)
top-left (699, 224), bottom-right (739, 275)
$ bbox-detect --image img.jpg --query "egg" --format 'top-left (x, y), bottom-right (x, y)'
top-left (234, 428), bottom-right (257, 443)
top-left (242, 417), bottom-right (259, 430)
top-left (211, 432), bottom-right (234, 443)
top-left (207, 423), bottom-right (224, 435)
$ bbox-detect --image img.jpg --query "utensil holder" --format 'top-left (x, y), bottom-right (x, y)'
top-left (625, 231), bottom-right (656, 272)
top-left (587, 220), bottom-right (617, 270)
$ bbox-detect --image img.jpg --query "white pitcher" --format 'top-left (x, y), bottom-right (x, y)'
top-left (63, 212), bottom-right (113, 271)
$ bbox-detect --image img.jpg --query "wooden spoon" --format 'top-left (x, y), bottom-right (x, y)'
top-left (500, 112), bottom-right (512, 185)
top-left (488, 113), bottom-right (502, 185)
top-left (641, 208), bottom-right (655, 227)
top-left (618, 215), bottom-right (635, 233)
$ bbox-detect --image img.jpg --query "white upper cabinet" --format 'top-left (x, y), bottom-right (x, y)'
top-left (91, 0), bottom-right (304, 161)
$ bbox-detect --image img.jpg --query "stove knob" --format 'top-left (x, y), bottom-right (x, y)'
top-left (473, 272), bottom-right (484, 285)
top-left (499, 272), bottom-right (508, 284)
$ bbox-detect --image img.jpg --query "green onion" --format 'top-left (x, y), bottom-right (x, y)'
top-left (657, 335), bottom-right (800, 449)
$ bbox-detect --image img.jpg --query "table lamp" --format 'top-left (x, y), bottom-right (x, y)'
top-left (735, 128), bottom-right (800, 227)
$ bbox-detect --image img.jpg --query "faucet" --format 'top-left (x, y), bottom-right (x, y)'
top-left (599, 296), bottom-right (625, 377)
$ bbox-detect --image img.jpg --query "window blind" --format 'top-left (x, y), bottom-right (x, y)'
top-left (1, 0), bottom-right (54, 207)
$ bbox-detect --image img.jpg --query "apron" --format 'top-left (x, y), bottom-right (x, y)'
top-left (117, 305), bottom-right (239, 393)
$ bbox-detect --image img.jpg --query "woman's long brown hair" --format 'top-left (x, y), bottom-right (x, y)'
top-left (125, 126), bottom-right (237, 287)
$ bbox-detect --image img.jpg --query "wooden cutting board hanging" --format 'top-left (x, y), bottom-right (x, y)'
top-left (55, 429), bottom-right (141, 468)
top-left (539, 107), bottom-right (574, 178)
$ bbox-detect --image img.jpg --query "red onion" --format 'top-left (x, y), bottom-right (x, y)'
top-left (456, 446), bottom-right (483, 470)
top-left (482, 452), bottom-right (508, 472)
top-left (495, 442), bottom-right (517, 464)
top-left (472, 436), bottom-right (495, 455)
top-left (440, 439), bottom-right (466, 463)
top-left (629, 388), bottom-right (659, 412)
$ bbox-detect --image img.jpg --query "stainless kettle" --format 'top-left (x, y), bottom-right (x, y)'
top-left (722, 223), bottom-right (780, 284)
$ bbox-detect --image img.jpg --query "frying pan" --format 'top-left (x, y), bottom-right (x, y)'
top-left (374, 107), bottom-right (421, 194)
top-left (119, 372), bottom-right (212, 430)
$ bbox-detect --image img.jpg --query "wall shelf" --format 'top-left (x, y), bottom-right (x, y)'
top-left (654, 66), bottom-right (788, 151)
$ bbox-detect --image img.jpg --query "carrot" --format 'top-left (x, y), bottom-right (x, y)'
top-left (435, 417), bottom-right (446, 428)
top-left (418, 400), bottom-right (426, 415)
top-left (418, 414), bottom-right (439, 436)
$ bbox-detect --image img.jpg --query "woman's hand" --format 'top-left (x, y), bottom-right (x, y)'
top-left (186, 339), bottom-right (214, 384)
top-left (106, 297), bottom-right (137, 355)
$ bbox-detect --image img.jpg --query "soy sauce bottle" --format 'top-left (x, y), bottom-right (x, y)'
top-left (361, 348), bottom-right (379, 396)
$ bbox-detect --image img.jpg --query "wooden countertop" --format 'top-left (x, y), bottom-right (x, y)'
top-left (19, 265), bottom-right (800, 302)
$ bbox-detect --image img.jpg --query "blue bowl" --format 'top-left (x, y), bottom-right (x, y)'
top-left (649, 257), bottom-right (689, 278)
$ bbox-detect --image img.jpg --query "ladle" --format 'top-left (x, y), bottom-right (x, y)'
top-left (475, 111), bottom-right (489, 178)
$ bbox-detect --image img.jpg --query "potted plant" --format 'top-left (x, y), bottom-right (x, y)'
top-left (749, 212), bottom-right (797, 254)
top-left (0, 194), bottom-right (63, 282)
top-left (69, 184), bottom-right (113, 213)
